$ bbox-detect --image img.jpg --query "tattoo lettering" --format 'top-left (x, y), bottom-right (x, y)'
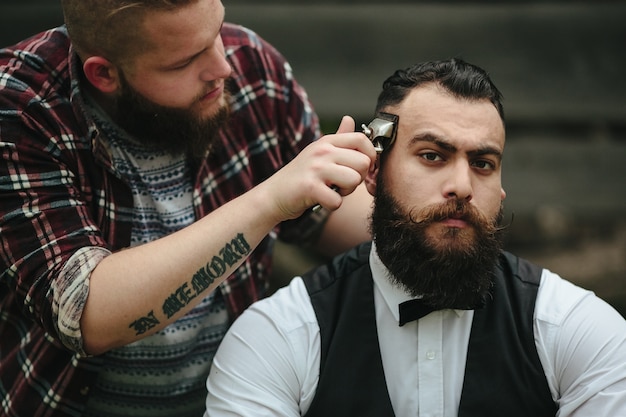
top-left (161, 283), bottom-right (194, 320)
top-left (162, 233), bottom-right (251, 319)
top-left (129, 311), bottom-right (160, 335)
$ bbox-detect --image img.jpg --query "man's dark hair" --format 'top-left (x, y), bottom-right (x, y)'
top-left (375, 58), bottom-right (505, 121)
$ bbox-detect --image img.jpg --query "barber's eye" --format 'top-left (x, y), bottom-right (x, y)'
top-left (172, 61), bottom-right (192, 70)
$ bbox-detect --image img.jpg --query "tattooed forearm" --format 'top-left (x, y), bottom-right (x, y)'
top-left (162, 233), bottom-right (251, 319)
top-left (128, 234), bottom-right (252, 335)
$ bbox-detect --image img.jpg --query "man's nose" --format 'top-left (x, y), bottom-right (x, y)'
top-left (442, 161), bottom-right (473, 202)
top-left (199, 44), bottom-right (232, 81)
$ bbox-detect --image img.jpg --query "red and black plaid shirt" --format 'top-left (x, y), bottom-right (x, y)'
top-left (0, 23), bottom-right (320, 416)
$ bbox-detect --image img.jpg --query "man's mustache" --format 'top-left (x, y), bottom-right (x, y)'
top-left (411, 199), bottom-right (483, 227)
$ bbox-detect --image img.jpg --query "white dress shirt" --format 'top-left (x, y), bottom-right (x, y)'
top-left (205, 245), bottom-right (626, 416)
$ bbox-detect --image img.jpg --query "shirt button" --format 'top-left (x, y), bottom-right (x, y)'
top-left (426, 350), bottom-right (436, 360)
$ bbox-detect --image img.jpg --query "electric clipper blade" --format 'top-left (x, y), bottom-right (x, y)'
top-left (361, 112), bottom-right (398, 153)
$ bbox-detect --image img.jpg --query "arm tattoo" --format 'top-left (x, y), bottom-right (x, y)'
top-left (129, 311), bottom-right (160, 335)
top-left (129, 233), bottom-right (251, 334)
top-left (162, 233), bottom-right (251, 319)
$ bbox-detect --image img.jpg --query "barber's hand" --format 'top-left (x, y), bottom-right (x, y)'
top-left (267, 115), bottom-right (376, 220)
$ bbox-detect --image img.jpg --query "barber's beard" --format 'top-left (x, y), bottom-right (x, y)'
top-left (370, 177), bottom-right (505, 310)
top-left (113, 74), bottom-right (231, 159)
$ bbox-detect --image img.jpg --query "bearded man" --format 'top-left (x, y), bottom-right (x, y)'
top-left (204, 58), bottom-right (626, 417)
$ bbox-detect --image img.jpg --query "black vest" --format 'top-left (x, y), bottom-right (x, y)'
top-left (302, 242), bottom-right (557, 417)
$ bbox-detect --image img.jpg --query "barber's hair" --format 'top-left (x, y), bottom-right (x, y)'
top-left (375, 58), bottom-right (505, 121)
top-left (61, 0), bottom-right (198, 68)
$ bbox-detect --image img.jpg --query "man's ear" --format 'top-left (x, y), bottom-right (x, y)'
top-left (82, 56), bottom-right (121, 94)
top-left (364, 158), bottom-right (379, 196)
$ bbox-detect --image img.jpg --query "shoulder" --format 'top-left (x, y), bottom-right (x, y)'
top-left (534, 269), bottom-right (626, 412)
top-left (221, 23), bottom-right (266, 49)
top-left (220, 22), bottom-right (293, 98)
top-left (221, 22), bottom-right (286, 67)
top-left (216, 276), bottom-right (320, 391)
top-left (208, 277), bottom-right (321, 414)
top-left (220, 22), bottom-right (300, 117)
top-left (535, 269), bottom-right (596, 325)
top-left (535, 267), bottom-right (625, 344)
top-left (0, 26), bottom-right (71, 86)
top-left (0, 26), bottom-right (88, 151)
top-left (535, 267), bottom-right (626, 345)
top-left (0, 26), bottom-right (73, 114)
top-left (235, 276), bottom-right (318, 335)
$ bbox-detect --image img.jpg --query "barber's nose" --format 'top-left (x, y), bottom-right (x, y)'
top-left (200, 44), bottom-right (232, 81)
top-left (443, 162), bottom-right (473, 202)
top-left (212, 53), bottom-right (232, 80)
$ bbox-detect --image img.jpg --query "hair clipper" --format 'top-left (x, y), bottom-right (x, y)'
top-left (311, 112), bottom-right (398, 213)
top-left (361, 112), bottom-right (398, 153)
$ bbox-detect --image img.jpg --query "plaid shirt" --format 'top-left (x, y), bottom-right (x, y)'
top-left (0, 23), bottom-right (320, 416)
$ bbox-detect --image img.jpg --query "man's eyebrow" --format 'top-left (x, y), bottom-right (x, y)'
top-left (409, 133), bottom-right (457, 153)
top-left (409, 133), bottom-right (502, 160)
top-left (468, 146), bottom-right (503, 161)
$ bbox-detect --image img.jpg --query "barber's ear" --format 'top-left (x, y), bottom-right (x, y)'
top-left (82, 56), bottom-right (121, 94)
top-left (364, 158), bottom-right (379, 196)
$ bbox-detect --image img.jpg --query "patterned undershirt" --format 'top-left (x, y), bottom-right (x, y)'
top-left (83, 99), bottom-right (228, 417)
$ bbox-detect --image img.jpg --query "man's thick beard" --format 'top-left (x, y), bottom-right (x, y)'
top-left (370, 177), bottom-right (505, 310)
top-left (113, 74), bottom-right (231, 159)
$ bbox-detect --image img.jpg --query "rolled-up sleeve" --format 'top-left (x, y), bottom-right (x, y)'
top-left (52, 246), bottom-right (112, 355)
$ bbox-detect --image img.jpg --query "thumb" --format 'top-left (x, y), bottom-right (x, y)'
top-left (335, 115), bottom-right (356, 134)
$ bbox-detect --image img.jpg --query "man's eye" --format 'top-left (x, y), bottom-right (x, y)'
top-left (421, 152), bottom-right (442, 162)
top-left (171, 61), bottom-right (192, 70)
top-left (472, 160), bottom-right (496, 170)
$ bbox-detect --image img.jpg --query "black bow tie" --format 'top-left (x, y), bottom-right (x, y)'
top-left (398, 298), bottom-right (484, 326)
top-left (398, 299), bottom-right (436, 326)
